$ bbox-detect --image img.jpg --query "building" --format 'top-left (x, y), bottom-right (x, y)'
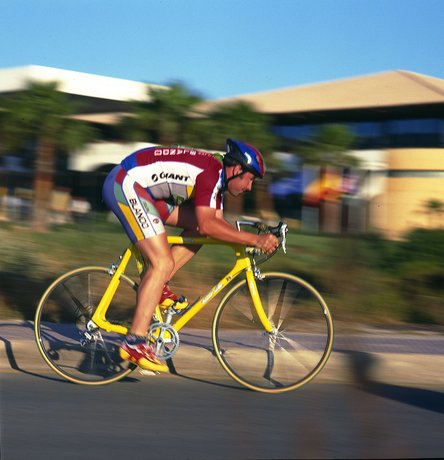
top-left (1, 66), bottom-right (443, 237)
top-left (200, 70), bottom-right (444, 238)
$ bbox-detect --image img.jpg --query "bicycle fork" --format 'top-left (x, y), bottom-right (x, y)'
top-left (245, 268), bottom-right (275, 333)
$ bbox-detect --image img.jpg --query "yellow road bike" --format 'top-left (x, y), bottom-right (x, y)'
top-left (34, 220), bottom-right (333, 393)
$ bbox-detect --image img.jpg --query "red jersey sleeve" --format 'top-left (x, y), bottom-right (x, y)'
top-left (193, 161), bottom-right (224, 209)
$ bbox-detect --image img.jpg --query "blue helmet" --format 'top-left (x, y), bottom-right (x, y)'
top-left (224, 138), bottom-right (265, 179)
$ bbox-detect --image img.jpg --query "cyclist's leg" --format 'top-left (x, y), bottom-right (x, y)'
top-left (131, 235), bottom-right (174, 334)
top-left (103, 166), bottom-right (173, 370)
top-left (165, 200), bottom-right (202, 278)
top-left (106, 170), bottom-right (175, 331)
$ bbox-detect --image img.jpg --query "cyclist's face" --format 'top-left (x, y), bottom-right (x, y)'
top-left (227, 167), bottom-right (256, 196)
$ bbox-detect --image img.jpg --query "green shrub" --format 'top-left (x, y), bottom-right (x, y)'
top-left (1, 221), bottom-right (443, 325)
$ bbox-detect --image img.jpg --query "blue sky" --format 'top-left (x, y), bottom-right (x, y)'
top-left (2, 0), bottom-right (443, 99)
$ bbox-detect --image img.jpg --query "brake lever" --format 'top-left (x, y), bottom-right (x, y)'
top-left (279, 222), bottom-right (288, 254)
top-left (261, 221), bottom-right (289, 254)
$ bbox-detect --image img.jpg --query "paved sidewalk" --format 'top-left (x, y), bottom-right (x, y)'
top-left (1, 320), bottom-right (443, 386)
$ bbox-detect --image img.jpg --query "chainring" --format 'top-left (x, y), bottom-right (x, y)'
top-left (147, 321), bottom-right (180, 360)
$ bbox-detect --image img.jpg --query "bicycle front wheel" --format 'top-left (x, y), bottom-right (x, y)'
top-left (34, 267), bottom-right (137, 385)
top-left (212, 272), bottom-right (333, 393)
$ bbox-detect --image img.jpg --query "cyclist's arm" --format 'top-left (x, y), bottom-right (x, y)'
top-left (195, 206), bottom-right (277, 252)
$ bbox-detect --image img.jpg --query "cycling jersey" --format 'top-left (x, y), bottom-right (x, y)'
top-left (102, 146), bottom-right (225, 242)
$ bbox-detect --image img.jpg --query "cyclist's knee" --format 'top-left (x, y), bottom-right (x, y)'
top-left (151, 254), bottom-right (175, 280)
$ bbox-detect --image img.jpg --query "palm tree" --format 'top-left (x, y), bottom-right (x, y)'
top-left (299, 124), bottom-right (358, 232)
top-left (119, 82), bottom-right (203, 146)
top-left (424, 199), bottom-right (444, 228)
top-left (0, 81), bottom-right (96, 231)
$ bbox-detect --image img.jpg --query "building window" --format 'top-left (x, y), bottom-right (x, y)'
top-left (273, 125), bottom-right (315, 141)
top-left (350, 122), bottom-right (386, 149)
top-left (273, 118), bottom-right (444, 150)
top-left (387, 119), bottom-right (443, 147)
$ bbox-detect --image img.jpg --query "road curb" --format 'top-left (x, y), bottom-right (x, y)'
top-left (1, 320), bottom-right (443, 386)
top-left (1, 337), bottom-right (443, 386)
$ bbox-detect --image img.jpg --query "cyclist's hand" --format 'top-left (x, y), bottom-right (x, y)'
top-left (254, 233), bottom-right (279, 254)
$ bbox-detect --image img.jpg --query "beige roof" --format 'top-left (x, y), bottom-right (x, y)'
top-left (69, 112), bottom-right (131, 124)
top-left (199, 70), bottom-right (444, 114)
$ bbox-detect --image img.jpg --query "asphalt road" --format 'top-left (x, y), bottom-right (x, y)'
top-left (1, 370), bottom-right (444, 460)
top-left (1, 321), bottom-right (444, 459)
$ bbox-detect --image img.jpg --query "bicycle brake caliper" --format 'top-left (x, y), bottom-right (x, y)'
top-left (253, 265), bottom-right (264, 280)
top-left (252, 257), bottom-right (264, 280)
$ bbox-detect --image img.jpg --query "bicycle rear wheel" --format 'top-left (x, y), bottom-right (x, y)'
top-left (34, 267), bottom-right (137, 385)
top-left (212, 272), bottom-right (333, 393)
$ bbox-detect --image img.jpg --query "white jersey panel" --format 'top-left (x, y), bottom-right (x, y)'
top-left (126, 162), bottom-right (203, 190)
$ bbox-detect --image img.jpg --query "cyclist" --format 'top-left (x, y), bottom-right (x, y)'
top-left (102, 138), bottom-right (279, 372)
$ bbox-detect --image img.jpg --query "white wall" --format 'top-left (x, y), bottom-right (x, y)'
top-left (69, 142), bottom-right (157, 171)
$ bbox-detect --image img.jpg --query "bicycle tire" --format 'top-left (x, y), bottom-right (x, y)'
top-left (212, 272), bottom-right (333, 393)
top-left (34, 266), bottom-right (137, 385)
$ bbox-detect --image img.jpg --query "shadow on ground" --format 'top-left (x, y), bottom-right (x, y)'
top-left (346, 350), bottom-right (444, 415)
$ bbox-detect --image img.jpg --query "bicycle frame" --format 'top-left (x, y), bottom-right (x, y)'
top-left (90, 235), bottom-right (274, 336)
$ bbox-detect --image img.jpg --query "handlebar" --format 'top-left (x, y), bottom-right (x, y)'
top-left (236, 220), bottom-right (289, 255)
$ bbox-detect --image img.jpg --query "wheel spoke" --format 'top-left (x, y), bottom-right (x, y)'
top-left (232, 289), bottom-right (255, 322)
top-left (275, 333), bottom-right (320, 372)
top-left (60, 281), bottom-right (89, 321)
top-left (265, 279), bottom-right (302, 330)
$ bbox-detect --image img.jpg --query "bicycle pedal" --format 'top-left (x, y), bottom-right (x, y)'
top-left (173, 297), bottom-right (188, 311)
top-left (160, 296), bottom-right (188, 311)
